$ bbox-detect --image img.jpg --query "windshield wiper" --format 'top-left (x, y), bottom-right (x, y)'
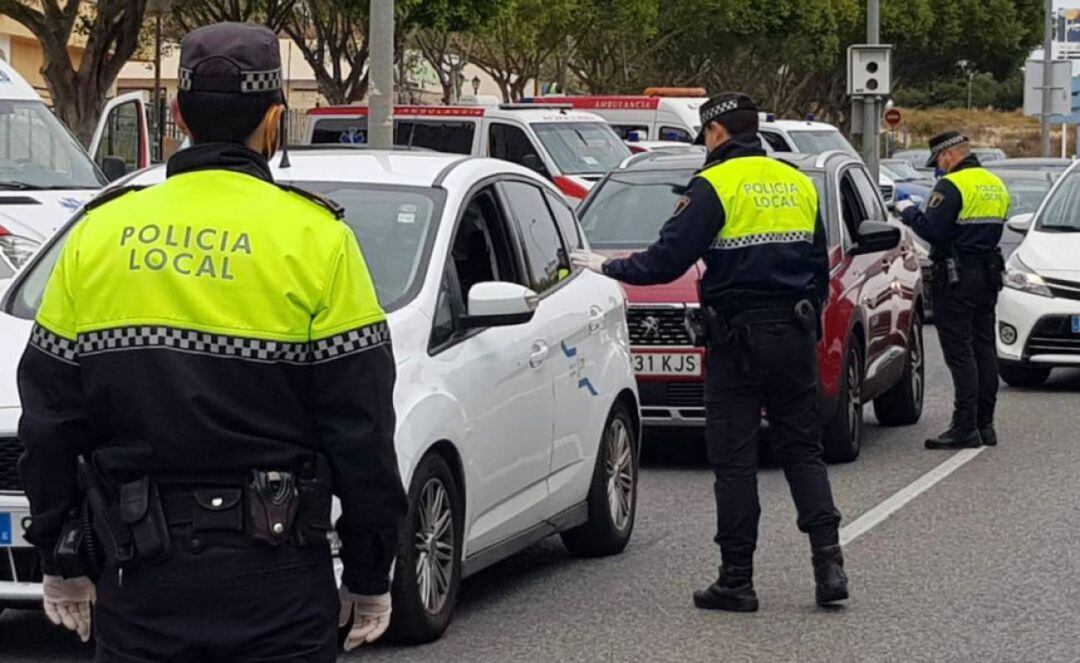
top-left (0, 181), bottom-right (35, 190)
top-left (1040, 224), bottom-right (1080, 232)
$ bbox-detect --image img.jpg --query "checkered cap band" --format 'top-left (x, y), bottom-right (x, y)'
top-left (178, 67), bottom-right (194, 91)
top-left (241, 69), bottom-right (282, 93)
top-left (930, 134), bottom-right (966, 158)
top-left (30, 325), bottom-right (79, 364)
top-left (713, 230), bottom-right (814, 250)
top-left (700, 99), bottom-right (740, 125)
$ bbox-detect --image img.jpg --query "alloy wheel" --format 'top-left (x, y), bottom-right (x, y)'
top-left (847, 350), bottom-right (863, 449)
top-left (415, 478), bottom-right (454, 614)
top-left (605, 418), bottom-right (634, 532)
top-left (911, 321), bottom-right (925, 407)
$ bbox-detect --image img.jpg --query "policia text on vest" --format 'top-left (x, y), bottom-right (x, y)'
top-left (122, 223), bottom-right (252, 280)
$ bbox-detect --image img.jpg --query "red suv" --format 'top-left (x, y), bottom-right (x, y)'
top-left (578, 150), bottom-right (926, 461)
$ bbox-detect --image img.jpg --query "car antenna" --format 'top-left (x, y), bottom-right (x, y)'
top-left (278, 106), bottom-right (292, 169)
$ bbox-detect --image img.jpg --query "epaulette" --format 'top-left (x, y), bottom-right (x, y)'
top-left (277, 183), bottom-right (345, 220)
top-left (83, 185), bottom-right (147, 212)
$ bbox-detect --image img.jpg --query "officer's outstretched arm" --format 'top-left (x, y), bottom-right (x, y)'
top-left (17, 224), bottom-right (100, 575)
top-left (603, 178), bottom-right (724, 285)
top-left (899, 179), bottom-right (963, 245)
top-left (311, 227), bottom-right (407, 596)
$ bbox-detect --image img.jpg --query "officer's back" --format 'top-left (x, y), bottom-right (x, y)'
top-left (18, 23), bottom-right (405, 662)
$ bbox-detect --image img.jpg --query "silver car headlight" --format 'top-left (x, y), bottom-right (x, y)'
top-left (1004, 253), bottom-right (1052, 298)
top-left (0, 228), bottom-right (41, 269)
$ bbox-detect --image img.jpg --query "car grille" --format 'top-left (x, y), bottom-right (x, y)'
top-left (1024, 316), bottom-right (1080, 357)
top-left (0, 437), bottom-right (25, 492)
top-left (1044, 276), bottom-right (1080, 302)
top-left (667, 383), bottom-right (705, 407)
top-left (627, 306), bottom-right (693, 346)
top-left (880, 184), bottom-right (894, 202)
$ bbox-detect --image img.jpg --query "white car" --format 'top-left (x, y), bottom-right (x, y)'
top-left (0, 148), bottom-right (641, 642)
top-left (996, 163), bottom-right (1080, 387)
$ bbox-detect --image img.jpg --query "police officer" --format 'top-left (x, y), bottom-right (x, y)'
top-left (895, 132), bottom-right (1008, 449)
top-left (572, 93), bottom-right (847, 611)
top-left (18, 23), bottom-right (406, 661)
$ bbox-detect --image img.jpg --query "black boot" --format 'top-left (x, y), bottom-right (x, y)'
top-left (812, 545), bottom-right (849, 606)
top-left (979, 427), bottom-right (997, 447)
top-left (693, 565), bottom-right (759, 612)
top-left (925, 428), bottom-right (982, 450)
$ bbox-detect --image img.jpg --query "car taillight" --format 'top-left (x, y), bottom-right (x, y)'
top-left (554, 176), bottom-right (590, 202)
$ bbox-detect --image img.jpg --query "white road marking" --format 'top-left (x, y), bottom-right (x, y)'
top-left (839, 447), bottom-right (987, 546)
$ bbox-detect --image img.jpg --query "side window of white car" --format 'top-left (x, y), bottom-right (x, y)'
top-left (543, 189), bottom-right (583, 251)
top-left (501, 180), bottom-right (569, 294)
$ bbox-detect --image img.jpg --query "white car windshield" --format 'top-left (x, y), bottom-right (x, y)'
top-left (531, 122), bottom-right (631, 175)
top-left (6, 182), bottom-right (444, 319)
top-left (579, 169), bottom-right (826, 248)
top-left (882, 161), bottom-right (923, 181)
top-left (786, 130), bottom-right (858, 157)
top-left (1032, 170), bottom-right (1080, 232)
top-left (0, 100), bottom-right (104, 190)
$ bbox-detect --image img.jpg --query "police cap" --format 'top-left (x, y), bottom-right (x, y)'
top-left (178, 22), bottom-right (283, 99)
top-left (693, 92), bottom-right (758, 145)
top-left (926, 130), bottom-right (967, 168)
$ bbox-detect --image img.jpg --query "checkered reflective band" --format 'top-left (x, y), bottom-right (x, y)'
top-left (178, 67), bottom-right (194, 91)
top-left (931, 134), bottom-right (966, 158)
top-left (28, 322), bottom-right (389, 365)
top-left (700, 99), bottom-right (740, 124)
top-left (713, 230), bottom-right (814, 250)
top-left (956, 216), bottom-right (1005, 226)
top-left (29, 325), bottom-right (78, 365)
top-left (241, 69), bottom-right (282, 93)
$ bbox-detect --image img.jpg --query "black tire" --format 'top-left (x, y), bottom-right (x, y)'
top-left (387, 453), bottom-right (463, 644)
top-left (999, 361), bottom-right (1051, 388)
top-left (874, 313), bottom-right (925, 426)
top-left (561, 401), bottom-right (638, 557)
top-left (823, 341), bottom-right (864, 463)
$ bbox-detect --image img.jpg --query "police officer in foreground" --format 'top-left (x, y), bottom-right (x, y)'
top-left (895, 132), bottom-right (1008, 450)
top-left (572, 93), bottom-right (847, 611)
top-left (18, 23), bottom-right (406, 661)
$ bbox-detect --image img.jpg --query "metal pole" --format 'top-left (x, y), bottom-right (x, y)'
top-left (369, 0), bottom-right (395, 149)
top-left (1042, 0), bottom-right (1053, 157)
top-left (154, 13), bottom-right (163, 161)
top-left (863, 0), bottom-right (880, 182)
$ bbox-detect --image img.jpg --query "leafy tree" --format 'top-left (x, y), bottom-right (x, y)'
top-left (0, 0), bottom-right (149, 145)
top-left (282, 0), bottom-right (370, 105)
top-left (171, 0), bottom-right (297, 32)
top-left (408, 0), bottom-right (503, 104)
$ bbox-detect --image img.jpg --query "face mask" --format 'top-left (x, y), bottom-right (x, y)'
top-left (934, 166), bottom-right (945, 179)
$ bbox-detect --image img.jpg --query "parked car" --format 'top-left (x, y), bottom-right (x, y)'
top-left (881, 160), bottom-right (933, 207)
top-left (983, 157), bottom-right (1071, 173)
top-left (577, 150), bottom-right (925, 462)
top-left (302, 102), bottom-right (631, 205)
top-left (0, 58), bottom-right (151, 239)
top-left (0, 148), bottom-right (641, 642)
top-left (996, 162), bottom-right (1080, 387)
top-left (984, 166), bottom-right (1059, 257)
top-left (972, 147), bottom-right (1007, 163)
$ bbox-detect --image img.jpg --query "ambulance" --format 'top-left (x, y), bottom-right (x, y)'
top-left (302, 100), bottom-right (631, 204)
top-left (522, 88), bottom-right (708, 143)
top-left (0, 58), bottom-right (150, 256)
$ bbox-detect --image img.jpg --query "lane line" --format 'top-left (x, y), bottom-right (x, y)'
top-left (839, 447), bottom-right (987, 547)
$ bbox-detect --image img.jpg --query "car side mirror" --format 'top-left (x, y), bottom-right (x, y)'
top-left (100, 155), bottom-right (128, 182)
top-left (520, 154), bottom-right (549, 177)
top-left (460, 282), bottom-right (539, 329)
top-left (849, 220), bottom-right (900, 256)
top-left (1006, 213), bottom-right (1034, 234)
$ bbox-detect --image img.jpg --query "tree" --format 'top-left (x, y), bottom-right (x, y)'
top-left (566, 0), bottom-right (679, 94)
top-left (282, 0), bottom-right (370, 105)
top-left (171, 0), bottom-right (298, 33)
top-left (407, 0), bottom-right (502, 104)
top-left (0, 0), bottom-right (149, 145)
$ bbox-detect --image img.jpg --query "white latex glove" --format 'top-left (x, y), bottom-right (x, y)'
top-left (43, 575), bottom-right (95, 643)
top-left (338, 589), bottom-right (391, 651)
top-left (894, 199), bottom-right (916, 214)
top-left (570, 249), bottom-right (608, 275)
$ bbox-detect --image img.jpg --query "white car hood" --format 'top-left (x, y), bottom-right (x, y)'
top-left (0, 313), bottom-right (33, 411)
top-left (0, 190), bottom-right (96, 238)
top-left (1018, 230), bottom-right (1080, 279)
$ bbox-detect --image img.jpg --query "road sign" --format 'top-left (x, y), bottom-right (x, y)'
top-left (884, 108), bottom-right (901, 127)
top-left (1023, 59), bottom-right (1072, 117)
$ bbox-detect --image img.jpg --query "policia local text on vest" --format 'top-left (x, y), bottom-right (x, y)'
top-left (571, 92), bottom-right (848, 612)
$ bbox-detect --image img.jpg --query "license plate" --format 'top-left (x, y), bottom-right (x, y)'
top-left (1073, 316), bottom-right (1080, 335)
top-left (632, 351), bottom-right (702, 377)
top-left (0, 513), bottom-right (11, 547)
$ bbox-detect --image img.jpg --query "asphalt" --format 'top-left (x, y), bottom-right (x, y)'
top-left (2, 329), bottom-right (1079, 662)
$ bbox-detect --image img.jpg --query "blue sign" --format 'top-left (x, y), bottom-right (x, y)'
top-left (0, 513), bottom-right (11, 546)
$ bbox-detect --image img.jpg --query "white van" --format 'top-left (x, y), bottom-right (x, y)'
top-left (522, 88), bottom-right (707, 143)
top-left (0, 59), bottom-right (150, 247)
top-left (302, 102), bottom-right (631, 205)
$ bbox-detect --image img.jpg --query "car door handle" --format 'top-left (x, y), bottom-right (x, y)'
top-left (588, 306), bottom-right (604, 333)
top-left (529, 341), bottom-right (550, 368)
top-left (880, 256), bottom-right (892, 270)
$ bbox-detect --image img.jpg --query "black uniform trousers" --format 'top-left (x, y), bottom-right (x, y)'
top-left (704, 320), bottom-right (842, 569)
top-left (94, 530), bottom-right (338, 663)
top-left (931, 258), bottom-right (1000, 433)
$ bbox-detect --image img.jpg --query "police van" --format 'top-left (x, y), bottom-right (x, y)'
top-left (0, 58), bottom-right (150, 256)
top-left (302, 100), bottom-right (631, 205)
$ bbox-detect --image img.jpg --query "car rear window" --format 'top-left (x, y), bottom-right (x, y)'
top-left (310, 117), bottom-right (476, 155)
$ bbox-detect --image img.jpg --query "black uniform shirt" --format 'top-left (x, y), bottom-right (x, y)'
top-left (603, 136), bottom-right (830, 307)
